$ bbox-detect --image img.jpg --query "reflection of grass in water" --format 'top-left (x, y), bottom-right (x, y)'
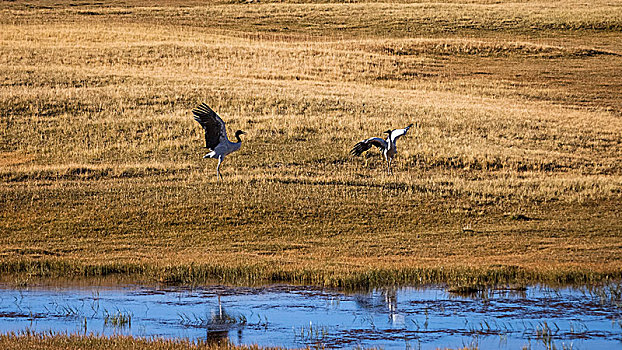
top-left (49, 300), bottom-right (82, 319)
top-left (460, 318), bottom-right (567, 349)
top-left (448, 284), bottom-right (527, 301)
top-left (178, 309), bottom-right (246, 345)
top-left (178, 311), bottom-right (247, 328)
top-left (590, 283), bottom-right (622, 308)
top-left (535, 321), bottom-right (556, 350)
top-left (103, 310), bottom-right (132, 328)
top-left (59, 305), bottom-right (82, 318)
top-left (294, 322), bottom-right (328, 345)
top-left (590, 282), bottom-right (622, 331)
top-left (462, 317), bottom-right (599, 350)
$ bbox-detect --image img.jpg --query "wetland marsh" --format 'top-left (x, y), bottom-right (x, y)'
top-left (1, 283), bottom-right (621, 349)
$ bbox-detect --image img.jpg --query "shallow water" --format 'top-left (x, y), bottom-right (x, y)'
top-left (0, 284), bottom-right (620, 349)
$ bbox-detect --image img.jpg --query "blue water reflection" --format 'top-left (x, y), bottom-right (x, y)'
top-left (0, 284), bottom-right (620, 349)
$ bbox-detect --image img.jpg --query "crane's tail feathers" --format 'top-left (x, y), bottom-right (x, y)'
top-left (350, 141), bottom-right (371, 156)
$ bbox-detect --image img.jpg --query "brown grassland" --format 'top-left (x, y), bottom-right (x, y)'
top-left (1, 0), bottom-right (621, 294)
top-left (0, 331), bottom-right (298, 350)
top-left (0, 331), bottom-right (469, 350)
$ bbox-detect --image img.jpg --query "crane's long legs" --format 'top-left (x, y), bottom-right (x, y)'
top-left (216, 156), bottom-right (223, 180)
top-left (387, 158), bottom-right (392, 175)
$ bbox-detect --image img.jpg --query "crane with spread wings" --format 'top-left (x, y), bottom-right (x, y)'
top-left (351, 124), bottom-right (414, 175)
top-left (192, 103), bottom-right (246, 180)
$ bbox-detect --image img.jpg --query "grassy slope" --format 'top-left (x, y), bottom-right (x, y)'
top-left (0, 0), bottom-right (621, 288)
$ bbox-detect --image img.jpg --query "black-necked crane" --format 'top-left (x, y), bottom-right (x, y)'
top-left (192, 103), bottom-right (245, 180)
top-left (350, 124), bottom-right (413, 175)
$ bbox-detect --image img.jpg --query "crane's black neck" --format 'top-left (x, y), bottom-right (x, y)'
top-left (384, 129), bottom-right (393, 143)
top-left (234, 130), bottom-right (244, 143)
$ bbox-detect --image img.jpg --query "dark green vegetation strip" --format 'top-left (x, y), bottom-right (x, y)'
top-left (3, 259), bottom-right (620, 289)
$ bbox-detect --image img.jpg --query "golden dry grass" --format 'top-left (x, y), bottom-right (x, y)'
top-left (0, 0), bottom-right (621, 287)
top-left (0, 332), bottom-right (274, 350)
top-left (0, 332), bottom-right (476, 350)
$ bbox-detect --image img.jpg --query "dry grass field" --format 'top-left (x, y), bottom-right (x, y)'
top-left (1, 0), bottom-right (621, 289)
top-left (0, 332), bottom-right (471, 350)
top-left (0, 332), bottom-right (272, 350)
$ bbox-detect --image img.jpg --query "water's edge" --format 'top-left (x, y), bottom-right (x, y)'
top-left (0, 284), bottom-right (620, 349)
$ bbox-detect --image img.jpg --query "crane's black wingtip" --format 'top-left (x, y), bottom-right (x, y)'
top-left (350, 142), bottom-right (366, 156)
top-left (192, 103), bottom-right (214, 117)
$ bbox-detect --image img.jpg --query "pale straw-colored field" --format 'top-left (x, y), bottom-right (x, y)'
top-left (1, 0), bottom-right (621, 288)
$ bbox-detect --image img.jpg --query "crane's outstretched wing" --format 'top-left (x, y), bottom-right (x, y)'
top-left (350, 137), bottom-right (387, 156)
top-left (192, 103), bottom-right (228, 149)
top-left (390, 124), bottom-right (413, 143)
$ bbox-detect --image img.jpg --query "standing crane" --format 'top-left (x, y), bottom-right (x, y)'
top-left (350, 124), bottom-right (413, 175)
top-left (192, 103), bottom-right (246, 180)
